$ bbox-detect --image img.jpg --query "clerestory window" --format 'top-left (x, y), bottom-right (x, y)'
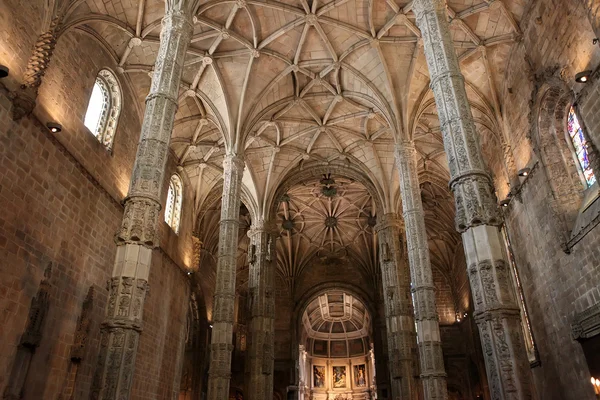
top-left (567, 106), bottom-right (596, 188)
top-left (165, 174), bottom-right (183, 233)
top-left (84, 69), bottom-right (122, 151)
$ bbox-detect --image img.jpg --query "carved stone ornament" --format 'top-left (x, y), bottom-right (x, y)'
top-left (70, 286), bottom-right (95, 361)
top-left (571, 302), bottom-right (600, 340)
top-left (12, 16), bottom-right (61, 120)
top-left (21, 263), bottom-right (52, 348)
top-left (116, 197), bottom-right (161, 247)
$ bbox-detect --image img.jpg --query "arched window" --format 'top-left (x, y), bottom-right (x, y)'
top-left (84, 69), bottom-right (122, 150)
top-left (165, 174), bottom-right (183, 233)
top-left (567, 106), bottom-right (596, 187)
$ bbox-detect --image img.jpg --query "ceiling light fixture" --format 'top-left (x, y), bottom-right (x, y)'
top-left (575, 70), bottom-right (592, 83)
top-left (0, 65), bottom-right (8, 78)
top-left (46, 122), bottom-right (62, 133)
top-left (518, 167), bottom-right (531, 177)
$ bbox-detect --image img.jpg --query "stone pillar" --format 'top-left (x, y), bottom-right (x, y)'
top-left (90, 8), bottom-right (193, 400)
top-left (207, 154), bottom-right (245, 400)
top-left (11, 15), bottom-right (61, 120)
top-left (395, 141), bottom-right (448, 400)
top-left (412, 1), bottom-right (532, 399)
top-left (246, 220), bottom-right (277, 400)
top-left (375, 215), bottom-right (418, 400)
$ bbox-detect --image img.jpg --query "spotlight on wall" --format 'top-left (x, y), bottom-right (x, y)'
top-left (499, 198), bottom-right (511, 208)
top-left (518, 167), bottom-right (531, 177)
top-left (575, 70), bottom-right (592, 83)
top-left (46, 122), bottom-right (62, 133)
top-left (0, 65), bottom-right (8, 78)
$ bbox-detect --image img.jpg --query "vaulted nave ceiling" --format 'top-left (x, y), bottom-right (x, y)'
top-left (61, 0), bottom-right (526, 220)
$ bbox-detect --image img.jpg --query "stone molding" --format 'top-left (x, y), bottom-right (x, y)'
top-left (572, 302), bottom-right (600, 340)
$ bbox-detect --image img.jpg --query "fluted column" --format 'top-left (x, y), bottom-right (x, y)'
top-left (395, 141), bottom-right (448, 400)
top-left (246, 221), bottom-right (277, 400)
top-left (413, 1), bottom-right (532, 399)
top-left (90, 8), bottom-right (193, 400)
top-left (207, 154), bottom-right (245, 400)
top-left (375, 215), bottom-right (418, 400)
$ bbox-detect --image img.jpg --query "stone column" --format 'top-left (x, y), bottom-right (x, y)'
top-left (207, 154), bottom-right (245, 400)
top-left (11, 15), bottom-right (62, 120)
top-left (375, 215), bottom-right (418, 400)
top-left (246, 221), bottom-right (277, 400)
top-left (90, 8), bottom-right (193, 400)
top-left (395, 141), bottom-right (448, 399)
top-left (413, 1), bottom-right (532, 399)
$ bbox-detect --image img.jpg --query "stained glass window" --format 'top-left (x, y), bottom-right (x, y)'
top-left (165, 174), bottom-right (183, 233)
top-left (567, 106), bottom-right (596, 187)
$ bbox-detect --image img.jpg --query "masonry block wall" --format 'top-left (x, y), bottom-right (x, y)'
top-left (0, 88), bottom-right (192, 399)
top-left (496, 0), bottom-right (600, 399)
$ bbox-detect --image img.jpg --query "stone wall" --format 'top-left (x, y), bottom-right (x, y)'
top-left (0, 84), bottom-right (191, 399)
top-left (498, 1), bottom-right (600, 398)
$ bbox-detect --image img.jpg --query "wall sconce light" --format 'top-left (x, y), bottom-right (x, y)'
top-left (46, 122), bottom-right (62, 133)
top-left (575, 70), bottom-right (592, 83)
top-left (0, 65), bottom-right (8, 78)
top-left (518, 167), bottom-right (531, 177)
top-left (499, 198), bottom-right (510, 208)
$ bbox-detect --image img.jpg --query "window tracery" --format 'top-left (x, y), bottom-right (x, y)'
top-left (84, 69), bottom-right (121, 150)
top-left (165, 174), bottom-right (183, 233)
top-left (567, 106), bottom-right (596, 187)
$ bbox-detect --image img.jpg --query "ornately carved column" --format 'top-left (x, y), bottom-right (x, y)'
top-left (246, 221), bottom-right (277, 400)
top-left (413, 1), bottom-right (532, 399)
top-left (90, 8), bottom-right (193, 400)
top-left (395, 141), bottom-right (448, 400)
top-left (207, 154), bottom-right (245, 400)
top-left (375, 215), bottom-right (418, 400)
top-left (11, 15), bottom-right (62, 120)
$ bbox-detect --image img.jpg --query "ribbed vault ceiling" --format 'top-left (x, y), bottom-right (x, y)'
top-left (48, 0), bottom-right (527, 313)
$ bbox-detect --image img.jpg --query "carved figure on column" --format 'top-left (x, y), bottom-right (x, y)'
top-left (412, 1), bottom-right (532, 399)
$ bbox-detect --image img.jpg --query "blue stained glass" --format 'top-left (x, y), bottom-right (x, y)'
top-left (567, 107), bottom-right (596, 187)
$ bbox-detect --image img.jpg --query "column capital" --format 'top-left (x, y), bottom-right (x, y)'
top-left (248, 220), bottom-right (278, 235)
top-left (374, 213), bottom-right (402, 233)
top-left (395, 140), bottom-right (417, 156)
top-left (223, 153), bottom-right (245, 171)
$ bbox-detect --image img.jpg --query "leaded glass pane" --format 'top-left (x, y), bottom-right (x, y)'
top-left (567, 107), bottom-right (596, 187)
